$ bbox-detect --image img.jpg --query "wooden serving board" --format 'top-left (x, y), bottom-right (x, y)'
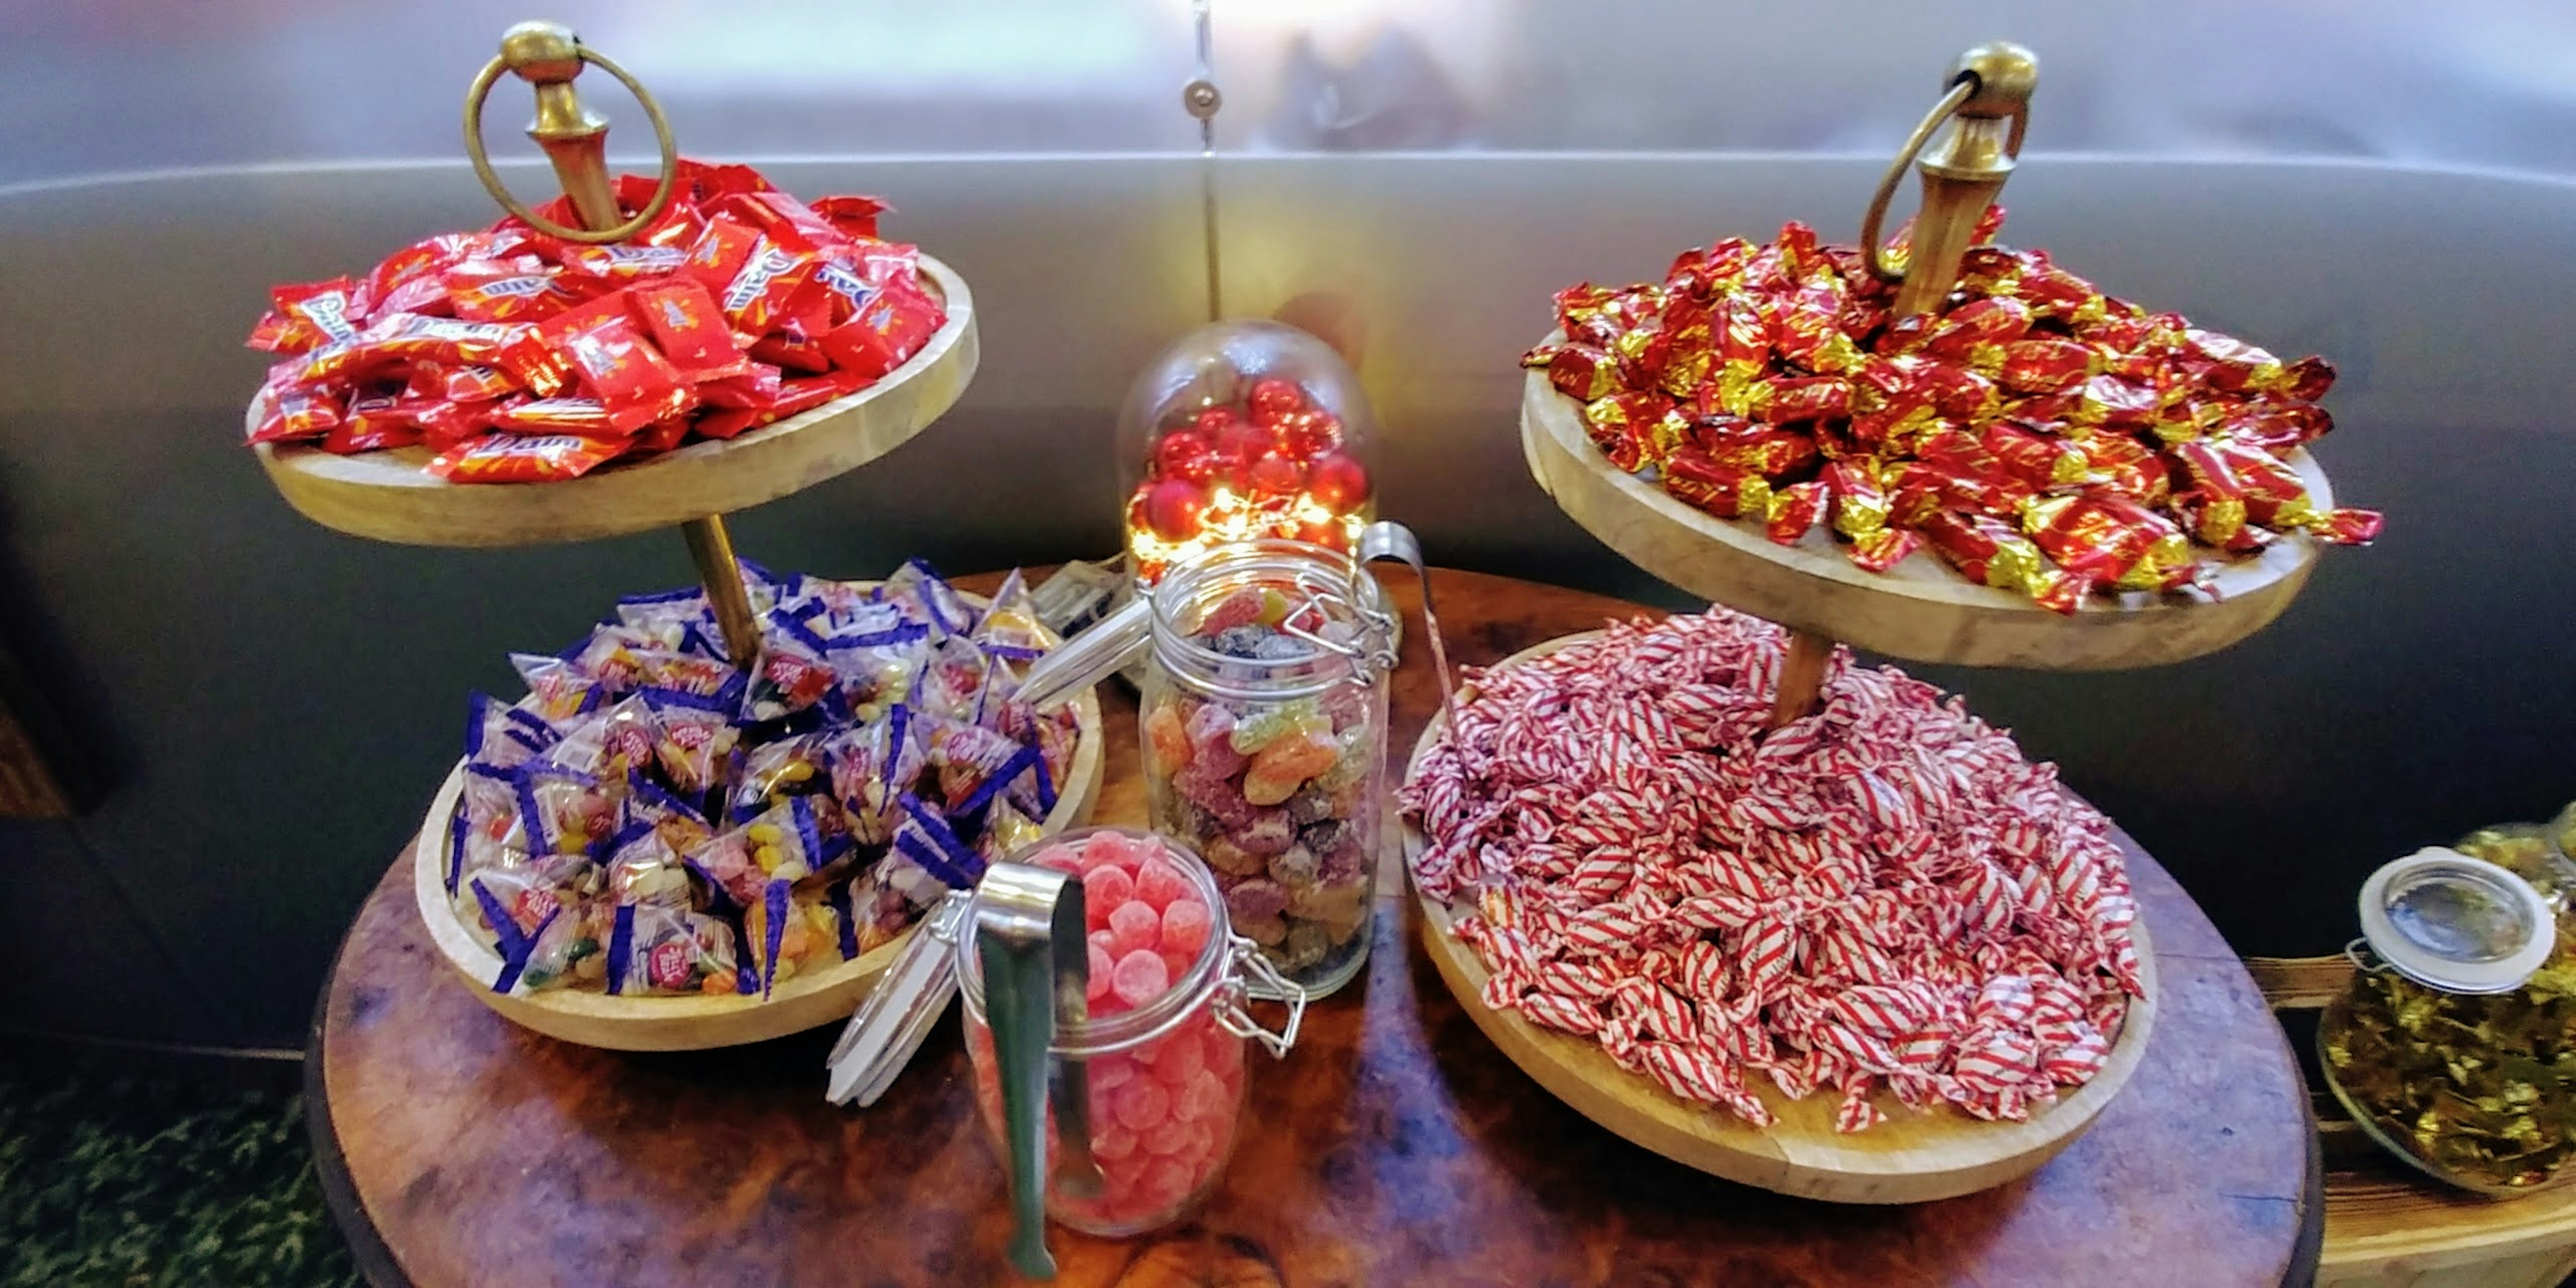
top-left (409, 582), bottom-right (1102, 1052)
top-left (1520, 356), bottom-right (2330, 670)
top-left (1399, 633), bottom-right (2158, 1203)
top-left (252, 256), bottom-right (977, 548)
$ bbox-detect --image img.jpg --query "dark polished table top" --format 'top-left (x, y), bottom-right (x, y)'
top-left (309, 568), bottom-right (2320, 1287)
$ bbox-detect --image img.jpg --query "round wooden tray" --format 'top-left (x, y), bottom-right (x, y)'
top-left (1399, 632), bottom-right (2159, 1203)
top-left (409, 582), bottom-right (1103, 1053)
top-left (1520, 359), bottom-right (2332, 670)
top-left (252, 255), bottom-right (978, 547)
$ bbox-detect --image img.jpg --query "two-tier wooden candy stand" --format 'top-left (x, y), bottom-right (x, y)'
top-left (1415, 42), bottom-right (2347, 1203)
top-left (250, 22), bottom-right (1106, 1050)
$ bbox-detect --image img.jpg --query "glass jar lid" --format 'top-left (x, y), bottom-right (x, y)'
top-left (2358, 847), bottom-right (2557, 994)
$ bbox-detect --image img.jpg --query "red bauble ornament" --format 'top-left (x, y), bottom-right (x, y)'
top-left (1152, 430), bottom-right (1220, 484)
top-left (1248, 449), bottom-right (1307, 496)
top-left (1248, 377), bottom-right (1307, 426)
top-left (1307, 451), bottom-right (1373, 514)
top-left (1141, 479), bottom-right (1208, 541)
top-left (1272, 409), bottom-right (1342, 461)
top-left (1210, 421), bottom-right (1275, 488)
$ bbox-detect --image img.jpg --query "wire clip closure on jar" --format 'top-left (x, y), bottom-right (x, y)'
top-left (457, 19), bottom-right (762, 666)
top-left (1766, 41), bottom-right (2039, 728)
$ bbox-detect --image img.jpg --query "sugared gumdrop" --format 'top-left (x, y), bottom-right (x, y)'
top-left (1135, 858), bottom-right (1192, 911)
top-left (1109, 902), bottom-right (1163, 957)
top-left (1160, 898), bottom-right (1213, 957)
top-left (1112, 949), bottom-right (1172, 1009)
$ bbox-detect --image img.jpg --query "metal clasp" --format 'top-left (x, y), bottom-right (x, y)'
top-left (1216, 934), bottom-right (1310, 1055)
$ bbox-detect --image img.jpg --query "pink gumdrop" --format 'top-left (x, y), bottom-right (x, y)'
top-left (1082, 865), bottom-right (1136, 928)
top-left (1135, 859), bottom-right (1193, 911)
top-left (1160, 947), bottom-right (1197, 983)
top-left (1033, 843), bottom-right (1083, 875)
top-left (1089, 928), bottom-right (1116, 955)
top-left (1112, 948), bottom-right (1172, 1008)
top-left (1087, 943), bottom-right (1115, 1004)
top-left (1092, 1126), bottom-right (1139, 1162)
top-left (1149, 1032), bottom-right (1207, 1087)
top-left (1181, 1069), bottom-right (1231, 1123)
top-left (1144, 1159), bottom-right (1199, 1203)
top-left (1142, 1125), bottom-right (1190, 1157)
top-left (1109, 902), bottom-right (1163, 957)
top-left (1114, 1075), bottom-right (1173, 1131)
top-left (1091, 1053), bottom-right (1139, 1093)
top-left (1159, 897), bottom-right (1212, 957)
top-left (1081, 829), bottom-right (1133, 870)
top-left (1204, 1028), bottom-right (1244, 1079)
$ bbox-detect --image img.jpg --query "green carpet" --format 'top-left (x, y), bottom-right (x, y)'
top-left (0, 1055), bottom-right (359, 1288)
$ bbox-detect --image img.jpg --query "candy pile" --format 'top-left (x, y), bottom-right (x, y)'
top-left (1126, 374), bottom-right (1374, 584)
top-left (967, 831), bottom-right (1246, 1232)
top-left (245, 159), bottom-right (945, 483)
top-left (1144, 586), bottom-right (1379, 988)
top-left (449, 559), bottom-right (1080, 1000)
top-left (1524, 211), bottom-right (2381, 612)
top-left (1403, 610), bottom-right (2144, 1132)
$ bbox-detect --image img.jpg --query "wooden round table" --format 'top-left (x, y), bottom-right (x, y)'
top-left (307, 569), bottom-right (2322, 1287)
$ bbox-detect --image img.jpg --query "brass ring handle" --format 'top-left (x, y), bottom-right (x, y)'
top-left (462, 42), bottom-right (680, 244)
top-left (1859, 76), bottom-right (1978, 284)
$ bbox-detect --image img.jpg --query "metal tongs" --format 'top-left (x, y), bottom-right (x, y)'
top-left (826, 521), bottom-right (1456, 1104)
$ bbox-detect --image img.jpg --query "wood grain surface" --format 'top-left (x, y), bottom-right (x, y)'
top-left (1520, 360), bottom-right (2331, 670)
top-left (1401, 633), bottom-right (2157, 1203)
top-left (253, 256), bottom-right (977, 548)
top-left (312, 570), bottom-right (2318, 1287)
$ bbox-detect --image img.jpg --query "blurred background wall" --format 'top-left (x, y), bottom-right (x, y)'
top-left (1, 0), bottom-right (2569, 1051)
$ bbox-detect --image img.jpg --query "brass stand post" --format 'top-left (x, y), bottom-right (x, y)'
top-left (467, 21), bottom-right (761, 667)
top-left (1765, 40), bottom-right (2038, 730)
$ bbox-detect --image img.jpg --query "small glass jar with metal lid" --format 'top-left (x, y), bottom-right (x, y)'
top-left (2319, 841), bottom-right (2576, 1194)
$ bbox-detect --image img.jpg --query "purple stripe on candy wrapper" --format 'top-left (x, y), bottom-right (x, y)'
top-left (503, 706), bottom-right (557, 745)
top-left (772, 609), bottom-right (835, 657)
top-left (737, 558), bottom-right (779, 588)
top-left (605, 903), bottom-right (635, 996)
top-left (895, 828), bottom-right (976, 891)
top-left (471, 878), bottom-right (543, 993)
top-left (627, 772), bottom-right (707, 824)
top-left (983, 644), bottom-right (1046, 661)
top-left (638, 684), bottom-right (737, 714)
top-left (684, 855), bottom-right (737, 916)
top-left (760, 879), bottom-right (790, 998)
top-left (828, 877), bottom-right (859, 961)
top-left (680, 623), bottom-right (724, 661)
top-left (898, 793), bottom-right (985, 883)
top-left (952, 745), bottom-right (1036, 820)
top-left (715, 670), bottom-right (751, 719)
top-left (790, 797), bottom-right (826, 869)
top-left (1032, 751), bottom-right (1058, 815)
top-left (828, 623), bottom-right (930, 651)
top-left (882, 704), bottom-right (911, 791)
top-left (464, 692), bottom-right (498, 759)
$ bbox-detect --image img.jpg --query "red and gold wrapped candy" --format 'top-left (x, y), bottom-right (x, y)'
top-left (1536, 211), bottom-right (2380, 612)
top-left (242, 159), bottom-right (947, 484)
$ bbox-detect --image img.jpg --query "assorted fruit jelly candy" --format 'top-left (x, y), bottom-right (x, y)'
top-left (1109, 902), bottom-right (1163, 957)
top-left (1226, 701), bottom-right (1316, 755)
top-left (1144, 702), bottom-right (1193, 776)
top-left (1232, 812), bottom-right (1297, 857)
top-left (1183, 709), bottom-right (1248, 777)
top-left (1224, 879), bottom-right (1290, 922)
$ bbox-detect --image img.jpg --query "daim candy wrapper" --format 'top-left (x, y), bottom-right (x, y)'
top-left (242, 158), bottom-right (947, 483)
top-left (1401, 608), bottom-right (2144, 1132)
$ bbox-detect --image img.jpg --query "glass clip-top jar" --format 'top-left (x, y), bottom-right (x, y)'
top-left (823, 829), bottom-right (1303, 1280)
top-left (2319, 845), bottom-right (2576, 1195)
top-left (1012, 524), bottom-right (1462, 1000)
